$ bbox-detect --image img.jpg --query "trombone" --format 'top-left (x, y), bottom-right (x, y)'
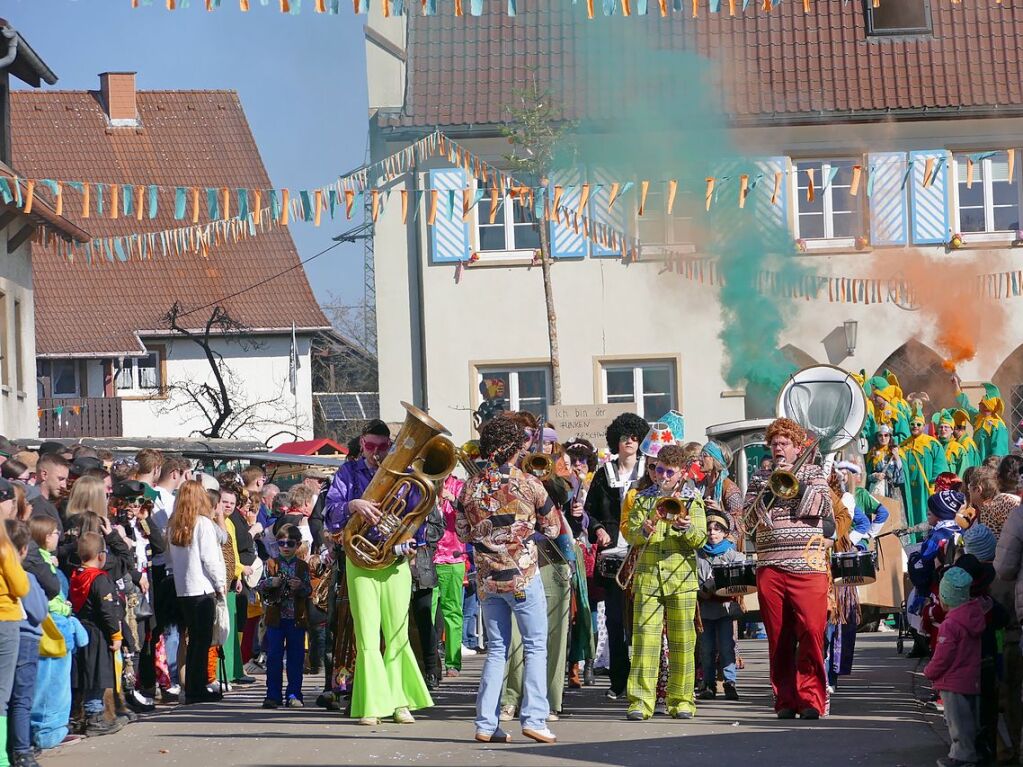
top-left (740, 439), bottom-right (820, 536)
top-left (616, 495), bottom-right (693, 590)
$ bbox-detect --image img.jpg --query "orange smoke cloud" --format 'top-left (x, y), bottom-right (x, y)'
top-left (873, 250), bottom-right (1006, 374)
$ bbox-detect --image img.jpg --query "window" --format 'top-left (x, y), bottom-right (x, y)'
top-left (954, 151), bottom-right (1020, 234)
top-left (13, 300), bottom-right (23, 392)
top-left (51, 360), bottom-right (79, 397)
top-left (114, 351), bottom-right (162, 393)
top-left (475, 366), bottom-right (550, 418)
top-left (866, 0), bottom-right (931, 36)
top-left (793, 159), bottom-right (863, 242)
top-left (637, 189), bottom-right (696, 254)
top-left (601, 361), bottom-right (677, 420)
top-left (476, 182), bottom-right (542, 253)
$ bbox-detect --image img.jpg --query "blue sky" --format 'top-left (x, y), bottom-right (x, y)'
top-left (6, 0), bottom-right (370, 308)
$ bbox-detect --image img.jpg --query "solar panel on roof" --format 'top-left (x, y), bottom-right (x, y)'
top-left (316, 393), bottom-right (380, 421)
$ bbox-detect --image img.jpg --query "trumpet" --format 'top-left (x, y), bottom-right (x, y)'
top-left (458, 440), bottom-right (483, 478)
top-left (616, 494), bottom-right (692, 590)
top-left (520, 452), bottom-right (555, 482)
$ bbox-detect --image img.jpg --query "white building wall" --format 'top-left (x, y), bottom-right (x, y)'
top-left (80, 333), bottom-right (316, 446)
top-left (0, 223), bottom-right (39, 438)
top-left (371, 123), bottom-right (1023, 447)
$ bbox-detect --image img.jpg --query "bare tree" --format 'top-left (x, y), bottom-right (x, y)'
top-left (503, 74), bottom-right (575, 405)
top-left (321, 292), bottom-right (374, 356)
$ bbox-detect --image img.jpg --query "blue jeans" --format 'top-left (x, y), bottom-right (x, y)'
top-left (476, 575), bottom-right (548, 733)
top-left (164, 624), bottom-right (180, 686)
top-left (83, 690), bottom-right (105, 716)
top-left (10, 634), bottom-right (40, 754)
top-left (462, 588), bottom-right (480, 649)
top-left (265, 618), bottom-right (306, 703)
top-left (700, 617), bottom-right (737, 684)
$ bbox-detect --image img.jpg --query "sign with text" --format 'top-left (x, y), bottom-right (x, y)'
top-left (549, 403), bottom-right (632, 445)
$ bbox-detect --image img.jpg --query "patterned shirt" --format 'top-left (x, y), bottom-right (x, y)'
top-left (256, 555), bottom-right (311, 621)
top-left (744, 463), bottom-right (834, 574)
top-left (981, 493), bottom-right (1021, 540)
top-left (457, 464), bottom-right (558, 596)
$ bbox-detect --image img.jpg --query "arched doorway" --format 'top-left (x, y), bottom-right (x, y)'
top-left (874, 340), bottom-right (956, 417)
top-left (744, 345), bottom-right (817, 419)
top-left (993, 345), bottom-right (1023, 441)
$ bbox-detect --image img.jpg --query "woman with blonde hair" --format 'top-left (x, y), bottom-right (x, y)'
top-left (65, 475), bottom-right (108, 520)
top-left (168, 480), bottom-right (226, 704)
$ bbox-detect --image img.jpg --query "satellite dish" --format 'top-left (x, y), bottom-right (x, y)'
top-left (776, 364), bottom-right (867, 454)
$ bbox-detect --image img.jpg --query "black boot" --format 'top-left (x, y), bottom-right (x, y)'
top-left (583, 660), bottom-right (595, 686)
top-left (85, 713), bottom-right (126, 737)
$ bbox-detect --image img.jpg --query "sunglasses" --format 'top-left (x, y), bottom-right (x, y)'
top-left (362, 440), bottom-right (392, 452)
top-left (122, 496), bottom-right (145, 505)
top-left (276, 539), bottom-right (299, 548)
top-left (654, 466), bottom-right (679, 478)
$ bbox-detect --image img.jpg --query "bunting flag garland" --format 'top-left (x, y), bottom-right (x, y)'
top-left (130, 0), bottom-right (940, 16)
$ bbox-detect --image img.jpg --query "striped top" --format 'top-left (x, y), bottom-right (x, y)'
top-left (744, 464), bottom-right (834, 574)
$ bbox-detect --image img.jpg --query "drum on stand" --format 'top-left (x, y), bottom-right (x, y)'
top-left (831, 550), bottom-right (878, 586)
top-left (712, 559), bottom-right (758, 597)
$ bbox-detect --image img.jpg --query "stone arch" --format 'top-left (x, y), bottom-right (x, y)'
top-left (874, 340), bottom-right (956, 416)
top-left (744, 346), bottom-right (817, 419)
top-left (993, 345), bottom-right (1023, 440)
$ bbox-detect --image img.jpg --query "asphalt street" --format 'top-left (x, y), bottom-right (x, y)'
top-left (41, 634), bottom-right (947, 767)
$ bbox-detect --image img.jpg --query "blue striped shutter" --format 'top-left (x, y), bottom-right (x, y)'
top-left (868, 152), bottom-right (909, 247)
top-left (753, 156), bottom-right (791, 239)
top-left (549, 167), bottom-right (588, 259)
top-left (429, 168), bottom-right (470, 264)
top-left (588, 167), bottom-right (628, 258)
top-left (909, 149), bottom-right (951, 245)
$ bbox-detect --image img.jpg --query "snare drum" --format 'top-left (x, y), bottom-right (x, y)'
top-left (596, 549), bottom-right (627, 580)
top-left (712, 559), bottom-right (757, 597)
top-left (830, 550), bottom-right (877, 585)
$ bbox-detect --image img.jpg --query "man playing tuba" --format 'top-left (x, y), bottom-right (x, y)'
top-left (324, 419), bottom-right (434, 726)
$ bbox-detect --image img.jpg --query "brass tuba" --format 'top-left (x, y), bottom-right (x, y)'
top-left (520, 452), bottom-right (555, 481)
top-left (341, 402), bottom-right (458, 570)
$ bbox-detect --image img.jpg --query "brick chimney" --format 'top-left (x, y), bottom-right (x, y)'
top-left (99, 72), bottom-right (137, 126)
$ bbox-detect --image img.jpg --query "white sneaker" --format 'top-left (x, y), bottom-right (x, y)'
top-left (286, 696), bottom-right (303, 708)
top-left (522, 726), bottom-right (557, 744)
top-left (460, 644), bottom-right (477, 657)
top-left (244, 661), bottom-right (264, 676)
top-left (393, 706), bottom-right (415, 724)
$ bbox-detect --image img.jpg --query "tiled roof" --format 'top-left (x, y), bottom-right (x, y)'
top-left (380, 0), bottom-right (1023, 129)
top-left (11, 89), bottom-right (329, 357)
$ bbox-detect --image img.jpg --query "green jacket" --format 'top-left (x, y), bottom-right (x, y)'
top-left (625, 489), bottom-right (707, 595)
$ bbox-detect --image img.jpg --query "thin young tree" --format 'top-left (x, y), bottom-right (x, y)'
top-left (502, 74), bottom-right (575, 406)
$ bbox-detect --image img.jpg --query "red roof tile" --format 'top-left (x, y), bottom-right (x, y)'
top-left (11, 89), bottom-right (329, 357)
top-left (381, 0), bottom-right (1023, 129)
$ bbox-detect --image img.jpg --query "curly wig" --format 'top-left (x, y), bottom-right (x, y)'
top-left (479, 416), bottom-right (527, 466)
top-left (765, 417), bottom-right (807, 447)
top-left (565, 438), bottom-right (597, 472)
top-left (606, 413), bottom-right (649, 453)
top-left (656, 444), bottom-right (689, 467)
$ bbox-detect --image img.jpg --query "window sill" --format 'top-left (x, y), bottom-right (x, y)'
top-left (952, 232), bottom-right (1018, 248)
top-left (796, 237), bottom-right (868, 255)
top-left (15, 391), bottom-right (26, 400)
top-left (0, 385), bottom-right (8, 396)
top-left (467, 249), bottom-right (539, 268)
top-left (119, 392), bottom-right (169, 401)
top-left (641, 243), bottom-right (698, 256)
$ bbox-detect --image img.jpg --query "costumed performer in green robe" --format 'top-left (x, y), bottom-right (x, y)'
top-left (899, 403), bottom-right (948, 530)
top-left (955, 381), bottom-right (1010, 462)
top-left (932, 409), bottom-right (969, 477)
top-left (951, 409), bottom-right (981, 473)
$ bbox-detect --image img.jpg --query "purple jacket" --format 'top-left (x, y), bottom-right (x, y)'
top-left (924, 597), bottom-right (986, 695)
top-left (324, 457), bottom-right (427, 546)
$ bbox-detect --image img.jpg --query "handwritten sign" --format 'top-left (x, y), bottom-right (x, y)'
top-left (549, 403), bottom-right (632, 445)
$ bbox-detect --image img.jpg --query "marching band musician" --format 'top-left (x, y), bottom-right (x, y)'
top-left (324, 419), bottom-right (433, 726)
top-left (586, 412), bottom-right (650, 702)
top-left (697, 441), bottom-right (744, 535)
top-left (457, 414), bottom-right (561, 745)
top-left (624, 444), bottom-right (707, 721)
top-left (743, 417), bottom-right (834, 721)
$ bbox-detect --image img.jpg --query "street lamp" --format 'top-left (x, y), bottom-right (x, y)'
top-left (843, 320), bottom-right (858, 357)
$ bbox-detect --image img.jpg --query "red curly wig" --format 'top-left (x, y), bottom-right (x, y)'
top-left (765, 417), bottom-right (807, 447)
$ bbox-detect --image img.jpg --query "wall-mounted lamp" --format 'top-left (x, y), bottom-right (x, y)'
top-left (843, 320), bottom-right (858, 357)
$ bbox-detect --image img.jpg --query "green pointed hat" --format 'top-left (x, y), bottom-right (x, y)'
top-left (980, 383), bottom-right (1004, 417)
top-left (909, 400), bottom-right (926, 426)
top-left (932, 409), bottom-right (955, 428)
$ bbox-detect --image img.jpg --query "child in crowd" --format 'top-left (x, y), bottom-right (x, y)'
top-left (696, 511), bottom-right (744, 701)
top-left (257, 523), bottom-right (311, 709)
top-left (70, 532), bottom-right (125, 737)
top-left (925, 567), bottom-right (985, 767)
top-left (28, 516), bottom-right (87, 751)
top-left (0, 504), bottom-right (30, 766)
top-left (6, 520), bottom-right (47, 767)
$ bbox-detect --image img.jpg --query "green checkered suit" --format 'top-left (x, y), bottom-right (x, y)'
top-left (624, 488), bottom-right (707, 718)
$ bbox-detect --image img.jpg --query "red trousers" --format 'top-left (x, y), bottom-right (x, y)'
top-left (756, 566), bottom-right (828, 715)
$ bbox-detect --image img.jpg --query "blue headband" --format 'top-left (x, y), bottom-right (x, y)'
top-left (701, 441), bottom-right (725, 465)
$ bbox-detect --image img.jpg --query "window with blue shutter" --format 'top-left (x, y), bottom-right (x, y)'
top-left (588, 167), bottom-right (630, 258)
top-left (753, 156), bottom-right (791, 240)
top-left (868, 152), bottom-right (909, 247)
top-left (549, 167), bottom-right (588, 260)
top-left (909, 149), bottom-right (951, 245)
top-left (428, 168), bottom-right (471, 264)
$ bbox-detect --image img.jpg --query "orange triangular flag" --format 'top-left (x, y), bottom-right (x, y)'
top-left (552, 185), bottom-right (563, 213)
top-left (371, 190), bottom-right (379, 222)
top-left (344, 189), bottom-right (355, 219)
top-left (922, 157), bottom-right (935, 188)
top-left (692, 0), bottom-right (698, 16)
top-left (806, 168), bottom-right (815, 202)
top-left (850, 165), bottom-right (862, 196)
top-left (966, 158), bottom-right (975, 188)
top-left (428, 190), bottom-right (438, 225)
top-left (739, 174), bottom-right (749, 208)
top-left (607, 182), bottom-right (621, 211)
top-left (622, 0), bottom-right (631, 15)
top-left (659, 0), bottom-right (668, 14)
top-left (23, 180), bottom-right (35, 214)
top-left (772, 171), bottom-right (782, 205)
top-left (221, 187), bottom-right (230, 219)
top-left (192, 187), bottom-right (200, 223)
top-left (638, 180), bottom-right (649, 216)
top-left (462, 188), bottom-right (473, 221)
top-left (587, 0), bottom-right (595, 16)
top-left (489, 188), bottom-right (499, 224)
top-left (578, 183), bottom-right (591, 213)
top-left (401, 190), bottom-right (408, 224)
top-left (55, 182), bottom-right (63, 217)
top-left (254, 189), bottom-right (262, 225)
top-left (281, 189), bottom-right (290, 224)
top-left (1009, 149), bottom-right (1016, 183)
top-left (705, 177), bottom-right (715, 211)
top-left (667, 180), bottom-right (678, 215)
top-left (314, 189), bottom-right (323, 226)
top-left (82, 183), bottom-right (90, 218)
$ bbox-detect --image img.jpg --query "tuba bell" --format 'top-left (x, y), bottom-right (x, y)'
top-left (520, 452), bottom-right (555, 482)
top-left (341, 402), bottom-right (458, 570)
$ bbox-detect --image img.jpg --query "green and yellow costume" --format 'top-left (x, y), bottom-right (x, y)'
top-left (932, 409), bottom-right (970, 477)
top-left (952, 409), bottom-right (982, 473)
top-left (956, 383), bottom-right (1010, 463)
top-left (899, 404), bottom-right (949, 529)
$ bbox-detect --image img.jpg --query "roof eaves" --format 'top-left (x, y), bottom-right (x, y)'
top-left (0, 22), bottom-right (57, 87)
top-left (0, 165), bottom-right (91, 242)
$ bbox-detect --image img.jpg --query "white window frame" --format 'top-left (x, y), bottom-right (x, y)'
top-left (474, 365), bottom-right (551, 415)
top-left (114, 350), bottom-right (163, 394)
top-left (952, 151), bottom-right (1021, 241)
top-left (600, 360), bottom-right (677, 420)
top-left (473, 181), bottom-right (542, 261)
top-left (792, 158), bottom-right (861, 250)
top-left (50, 360), bottom-right (80, 398)
top-left (636, 188), bottom-right (697, 257)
